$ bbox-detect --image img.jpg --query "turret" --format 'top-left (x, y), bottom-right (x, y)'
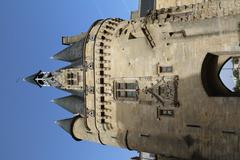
top-left (55, 116), bottom-right (81, 141)
top-left (56, 116), bottom-right (101, 143)
top-left (56, 117), bottom-right (75, 136)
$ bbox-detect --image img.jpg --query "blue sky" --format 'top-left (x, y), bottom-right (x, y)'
top-left (0, 0), bottom-right (138, 160)
top-left (219, 59), bottom-right (236, 91)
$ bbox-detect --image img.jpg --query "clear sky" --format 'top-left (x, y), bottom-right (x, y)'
top-left (0, 0), bottom-right (138, 160)
top-left (219, 59), bottom-right (236, 91)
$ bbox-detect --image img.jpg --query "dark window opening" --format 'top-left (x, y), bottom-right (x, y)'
top-left (119, 28), bottom-right (123, 35)
top-left (106, 25), bottom-right (114, 30)
top-left (128, 33), bottom-right (136, 39)
top-left (101, 119), bottom-right (105, 123)
top-left (47, 73), bottom-right (52, 78)
top-left (158, 86), bottom-right (161, 95)
top-left (38, 80), bottom-right (44, 85)
top-left (158, 109), bottom-right (174, 117)
top-left (169, 32), bottom-right (174, 37)
top-left (67, 73), bottom-right (74, 78)
top-left (100, 87), bottom-right (104, 94)
top-left (100, 78), bottom-right (104, 84)
top-left (37, 73), bottom-right (44, 78)
top-left (100, 71), bottom-right (104, 76)
top-left (67, 74), bottom-right (71, 78)
top-left (159, 66), bottom-right (173, 73)
top-left (101, 112), bottom-right (105, 117)
top-left (67, 80), bottom-right (74, 85)
top-left (103, 30), bottom-right (109, 34)
top-left (100, 96), bottom-right (105, 102)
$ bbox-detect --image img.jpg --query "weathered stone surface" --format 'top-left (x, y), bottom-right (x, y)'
top-left (156, 0), bottom-right (205, 9)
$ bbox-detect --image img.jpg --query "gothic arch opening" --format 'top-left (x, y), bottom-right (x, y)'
top-left (201, 53), bottom-right (240, 97)
top-left (219, 57), bottom-right (240, 92)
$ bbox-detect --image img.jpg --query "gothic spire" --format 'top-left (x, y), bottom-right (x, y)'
top-left (55, 117), bottom-right (75, 136)
top-left (24, 71), bottom-right (42, 87)
top-left (52, 40), bottom-right (84, 62)
top-left (52, 95), bottom-right (85, 114)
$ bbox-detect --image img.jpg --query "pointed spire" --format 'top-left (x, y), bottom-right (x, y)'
top-left (52, 95), bottom-right (85, 114)
top-left (59, 59), bottom-right (83, 70)
top-left (52, 40), bottom-right (84, 62)
top-left (65, 89), bottom-right (84, 96)
top-left (24, 70), bottom-right (42, 87)
top-left (55, 117), bottom-right (82, 141)
top-left (55, 117), bottom-right (75, 135)
top-left (55, 86), bottom-right (84, 96)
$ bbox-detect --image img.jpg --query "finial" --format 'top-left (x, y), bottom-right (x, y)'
top-left (24, 71), bottom-right (42, 87)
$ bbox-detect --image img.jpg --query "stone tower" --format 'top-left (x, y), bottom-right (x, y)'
top-left (25, 0), bottom-right (240, 159)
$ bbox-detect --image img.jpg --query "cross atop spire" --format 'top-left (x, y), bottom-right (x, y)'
top-left (24, 69), bottom-right (64, 88)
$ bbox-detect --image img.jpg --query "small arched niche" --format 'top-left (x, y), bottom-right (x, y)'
top-left (201, 52), bottom-right (240, 97)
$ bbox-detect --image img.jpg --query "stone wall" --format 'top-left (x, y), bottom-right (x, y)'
top-left (156, 0), bottom-right (206, 9)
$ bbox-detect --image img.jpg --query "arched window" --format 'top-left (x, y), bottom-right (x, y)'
top-left (219, 57), bottom-right (240, 92)
top-left (201, 53), bottom-right (240, 97)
